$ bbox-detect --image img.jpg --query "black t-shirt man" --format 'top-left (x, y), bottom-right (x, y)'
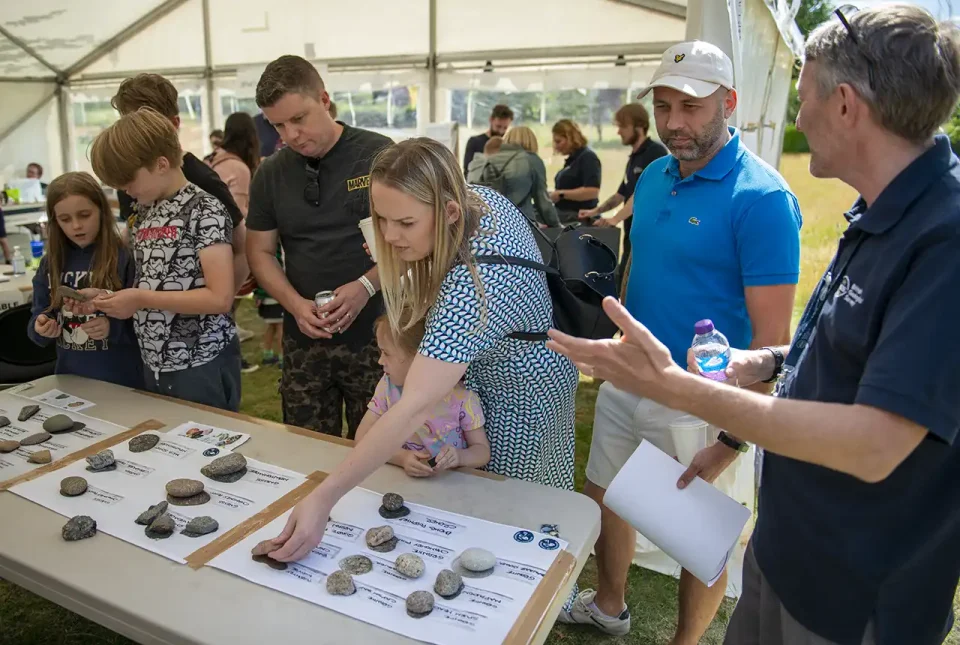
top-left (554, 147), bottom-right (602, 214)
top-left (246, 123), bottom-right (391, 350)
top-left (462, 132), bottom-right (491, 178)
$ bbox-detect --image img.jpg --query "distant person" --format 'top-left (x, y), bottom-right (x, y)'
top-left (465, 135), bottom-right (503, 181)
top-left (26, 162), bottom-right (48, 192)
top-left (0, 206), bottom-right (10, 263)
top-left (204, 129), bottom-right (224, 163)
top-left (207, 112), bottom-right (260, 216)
top-left (255, 112), bottom-right (284, 158)
top-left (579, 103), bottom-right (668, 287)
top-left (550, 119), bottom-right (601, 223)
top-left (462, 104), bottom-right (513, 176)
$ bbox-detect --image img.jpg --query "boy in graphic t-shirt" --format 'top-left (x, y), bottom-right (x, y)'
top-left (88, 106), bottom-right (241, 411)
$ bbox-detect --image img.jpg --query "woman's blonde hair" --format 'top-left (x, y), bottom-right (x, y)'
top-left (44, 172), bottom-right (125, 308)
top-left (503, 126), bottom-right (538, 154)
top-left (370, 137), bottom-right (488, 335)
top-left (552, 119), bottom-right (588, 151)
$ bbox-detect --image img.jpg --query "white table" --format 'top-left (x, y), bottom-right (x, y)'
top-left (0, 262), bottom-right (36, 312)
top-left (0, 375), bottom-right (600, 645)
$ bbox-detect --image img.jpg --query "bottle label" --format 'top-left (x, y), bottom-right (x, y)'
top-left (696, 353), bottom-right (729, 381)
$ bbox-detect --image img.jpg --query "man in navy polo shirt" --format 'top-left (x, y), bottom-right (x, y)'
top-left (548, 6), bottom-right (960, 645)
top-left (560, 41), bottom-right (802, 644)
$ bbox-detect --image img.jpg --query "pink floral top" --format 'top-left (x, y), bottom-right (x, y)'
top-left (368, 375), bottom-right (485, 456)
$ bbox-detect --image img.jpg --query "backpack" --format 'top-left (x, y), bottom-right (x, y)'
top-left (475, 220), bottom-right (619, 341)
top-left (473, 151), bottom-right (522, 196)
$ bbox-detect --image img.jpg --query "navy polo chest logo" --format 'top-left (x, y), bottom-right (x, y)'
top-left (834, 275), bottom-right (864, 307)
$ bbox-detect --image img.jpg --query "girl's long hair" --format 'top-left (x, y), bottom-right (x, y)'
top-left (220, 112), bottom-right (260, 173)
top-left (370, 137), bottom-right (488, 335)
top-left (44, 172), bottom-right (124, 308)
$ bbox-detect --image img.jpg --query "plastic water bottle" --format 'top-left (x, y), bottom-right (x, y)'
top-left (10, 246), bottom-right (26, 275)
top-left (692, 319), bottom-right (731, 382)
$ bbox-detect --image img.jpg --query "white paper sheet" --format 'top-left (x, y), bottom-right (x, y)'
top-left (167, 421), bottom-right (251, 451)
top-left (210, 488), bottom-right (568, 645)
top-left (0, 392), bottom-right (126, 485)
top-left (11, 434), bottom-right (306, 563)
top-left (603, 440), bottom-right (751, 587)
top-left (32, 388), bottom-right (96, 412)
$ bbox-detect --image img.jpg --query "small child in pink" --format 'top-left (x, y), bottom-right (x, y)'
top-left (355, 314), bottom-right (490, 477)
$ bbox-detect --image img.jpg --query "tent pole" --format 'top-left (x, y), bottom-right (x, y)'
top-left (202, 0), bottom-right (216, 133)
top-left (0, 89), bottom-right (58, 146)
top-left (57, 83), bottom-right (73, 173)
top-left (428, 0), bottom-right (438, 123)
top-left (0, 25), bottom-right (60, 77)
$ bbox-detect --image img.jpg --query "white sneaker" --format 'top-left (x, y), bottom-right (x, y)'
top-left (557, 588), bottom-right (631, 636)
top-left (236, 327), bottom-right (255, 342)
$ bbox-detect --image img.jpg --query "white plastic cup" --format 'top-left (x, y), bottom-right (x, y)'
top-left (358, 217), bottom-right (378, 262)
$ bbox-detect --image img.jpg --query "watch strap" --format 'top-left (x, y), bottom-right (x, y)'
top-left (761, 346), bottom-right (785, 383)
top-left (717, 430), bottom-right (749, 453)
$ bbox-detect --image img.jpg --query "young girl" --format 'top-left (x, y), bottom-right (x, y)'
top-left (356, 314), bottom-right (490, 477)
top-left (28, 172), bottom-right (143, 388)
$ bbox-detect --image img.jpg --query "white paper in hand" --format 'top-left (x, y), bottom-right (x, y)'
top-left (603, 440), bottom-right (750, 586)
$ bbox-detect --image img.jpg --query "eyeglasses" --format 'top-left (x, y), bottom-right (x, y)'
top-left (834, 5), bottom-right (877, 92)
top-left (304, 159), bottom-right (321, 207)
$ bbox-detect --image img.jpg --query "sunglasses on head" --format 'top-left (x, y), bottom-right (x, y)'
top-left (304, 159), bottom-right (321, 207)
top-left (834, 4), bottom-right (877, 92)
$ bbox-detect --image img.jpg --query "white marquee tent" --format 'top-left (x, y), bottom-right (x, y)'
top-left (0, 0), bottom-right (802, 596)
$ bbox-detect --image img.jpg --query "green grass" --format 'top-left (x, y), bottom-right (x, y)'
top-left (1, 154), bottom-right (957, 645)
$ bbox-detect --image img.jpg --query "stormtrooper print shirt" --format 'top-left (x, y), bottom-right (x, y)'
top-left (131, 182), bottom-right (235, 374)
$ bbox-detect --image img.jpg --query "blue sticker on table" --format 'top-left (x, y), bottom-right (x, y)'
top-left (203, 448), bottom-right (220, 457)
top-left (514, 530), bottom-right (534, 543)
top-left (538, 538), bottom-right (560, 551)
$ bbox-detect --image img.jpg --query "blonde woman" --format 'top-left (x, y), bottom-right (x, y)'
top-left (492, 126), bottom-right (561, 227)
top-left (550, 119), bottom-right (602, 223)
top-left (265, 137), bottom-right (579, 562)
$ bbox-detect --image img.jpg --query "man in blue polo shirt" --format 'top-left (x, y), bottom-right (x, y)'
top-left (561, 41), bottom-right (802, 643)
top-left (549, 6), bottom-right (960, 645)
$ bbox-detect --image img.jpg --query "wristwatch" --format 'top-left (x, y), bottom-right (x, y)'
top-left (761, 346), bottom-right (785, 383)
top-left (717, 431), bottom-right (749, 453)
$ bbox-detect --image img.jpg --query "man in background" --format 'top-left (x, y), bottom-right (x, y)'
top-left (462, 104), bottom-right (513, 175)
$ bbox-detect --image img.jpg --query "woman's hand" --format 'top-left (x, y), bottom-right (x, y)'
top-left (93, 289), bottom-right (142, 320)
top-left (593, 217), bottom-right (615, 228)
top-left (432, 445), bottom-right (462, 471)
top-left (399, 449), bottom-right (435, 478)
top-left (34, 314), bottom-right (61, 338)
top-left (80, 316), bottom-right (110, 340)
top-left (267, 488), bottom-right (334, 562)
top-left (548, 191), bottom-right (561, 203)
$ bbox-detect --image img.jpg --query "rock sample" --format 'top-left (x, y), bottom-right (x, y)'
top-left (0, 415), bottom-right (10, 428)
top-left (395, 553), bottom-right (425, 579)
top-left (18, 405), bottom-right (40, 422)
top-left (252, 554), bottom-right (288, 570)
top-left (326, 570), bottom-right (356, 596)
top-left (129, 434), bottom-right (160, 453)
top-left (43, 414), bottom-right (74, 433)
top-left (456, 547), bottom-right (497, 578)
top-left (200, 453), bottom-right (247, 483)
top-left (166, 491), bottom-right (210, 506)
top-left (434, 569), bottom-right (464, 600)
top-left (406, 590), bottom-right (435, 619)
top-left (339, 555), bottom-right (373, 575)
top-left (135, 501), bottom-right (169, 526)
top-left (85, 449), bottom-right (116, 472)
top-left (379, 492), bottom-right (410, 519)
top-left (60, 476), bottom-right (88, 497)
top-left (145, 513), bottom-right (175, 539)
top-left (181, 516), bottom-right (219, 537)
top-left (365, 525), bottom-right (398, 553)
top-left (20, 432), bottom-right (51, 446)
top-left (251, 539), bottom-right (279, 557)
top-left (62, 515), bottom-right (96, 541)
top-left (27, 450), bottom-right (52, 464)
top-left (166, 478), bottom-right (205, 498)
top-left (0, 439), bottom-right (19, 453)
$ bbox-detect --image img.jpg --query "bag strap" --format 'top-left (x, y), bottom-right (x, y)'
top-left (474, 253), bottom-right (561, 276)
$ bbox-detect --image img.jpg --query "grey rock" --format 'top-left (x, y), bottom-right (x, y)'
top-left (395, 553), bottom-right (425, 579)
top-left (205, 467), bottom-right (247, 483)
top-left (27, 450), bottom-right (52, 464)
top-left (365, 525), bottom-right (394, 548)
top-left (85, 450), bottom-right (115, 471)
top-left (0, 439), bottom-right (19, 453)
top-left (165, 478), bottom-right (205, 497)
top-left (201, 453), bottom-right (246, 477)
top-left (85, 463), bottom-right (117, 472)
top-left (135, 501), bottom-right (169, 525)
top-left (20, 432), bottom-right (51, 446)
top-left (252, 553), bottom-right (287, 570)
top-left (182, 516), bottom-right (219, 537)
top-left (167, 491), bottom-right (211, 507)
top-left (43, 414), bottom-right (74, 433)
top-left (378, 506), bottom-right (411, 519)
top-left (145, 513), bottom-right (175, 539)
top-left (382, 492), bottom-right (404, 512)
top-left (129, 434), bottom-right (159, 453)
top-left (18, 405), bottom-right (40, 422)
top-left (339, 555), bottom-right (373, 575)
top-left (69, 422), bottom-right (86, 433)
top-left (434, 569), bottom-right (464, 599)
top-left (0, 415), bottom-right (9, 428)
top-left (62, 515), bottom-right (97, 541)
top-left (326, 570), bottom-right (357, 596)
top-left (60, 476), bottom-right (88, 497)
top-left (406, 590), bottom-right (435, 618)
top-left (368, 536), bottom-right (399, 553)
top-left (459, 547), bottom-right (496, 573)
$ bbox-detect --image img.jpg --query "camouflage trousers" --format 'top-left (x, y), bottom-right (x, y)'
top-left (280, 335), bottom-right (381, 439)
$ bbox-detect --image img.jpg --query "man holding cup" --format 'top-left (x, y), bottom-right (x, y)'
top-left (246, 55), bottom-right (391, 438)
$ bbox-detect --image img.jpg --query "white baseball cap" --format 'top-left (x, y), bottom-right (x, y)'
top-left (637, 41), bottom-right (734, 99)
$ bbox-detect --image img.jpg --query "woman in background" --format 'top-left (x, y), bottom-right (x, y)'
top-left (207, 112), bottom-right (260, 215)
top-left (550, 119), bottom-right (602, 223)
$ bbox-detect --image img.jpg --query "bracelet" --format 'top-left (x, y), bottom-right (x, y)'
top-left (717, 431), bottom-right (749, 453)
top-left (761, 346), bottom-right (785, 383)
top-left (358, 275), bottom-right (376, 297)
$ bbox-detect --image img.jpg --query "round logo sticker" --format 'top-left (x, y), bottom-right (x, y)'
top-left (202, 447), bottom-right (220, 457)
top-left (514, 530), bottom-right (534, 543)
top-left (538, 538), bottom-right (560, 551)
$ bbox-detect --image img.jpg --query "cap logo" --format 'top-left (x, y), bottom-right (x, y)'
top-left (674, 53), bottom-right (686, 63)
